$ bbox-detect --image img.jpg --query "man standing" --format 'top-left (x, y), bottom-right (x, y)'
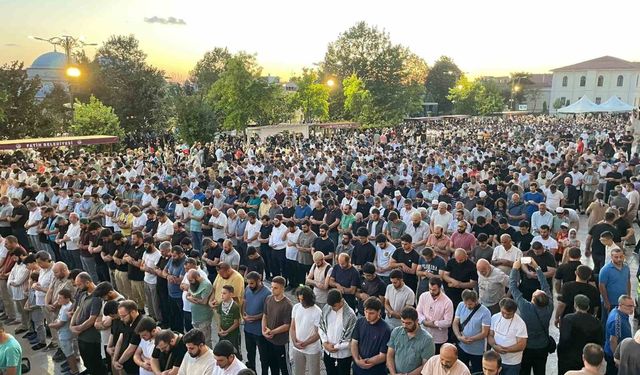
top-left (112, 300), bottom-right (142, 375)
top-left (262, 276), bottom-right (293, 375)
top-left (211, 339), bottom-right (247, 375)
top-left (243, 271), bottom-right (272, 375)
top-left (164, 245), bottom-right (187, 333)
top-left (185, 269), bottom-right (213, 347)
top-left (319, 289), bottom-right (357, 375)
top-left (614, 330), bottom-right (640, 375)
top-left (599, 248), bottom-right (630, 325)
top-left (123, 231), bottom-right (146, 312)
top-left (31, 250), bottom-right (54, 350)
top-left (351, 297), bottom-right (392, 375)
top-left (383, 269), bottom-right (415, 329)
top-left (476, 259), bottom-right (509, 314)
top-left (387, 306), bottom-right (434, 375)
top-left (290, 286), bottom-right (322, 375)
top-left (44, 262), bottom-right (74, 354)
top-left (488, 298), bottom-right (527, 375)
top-left (178, 329), bottom-right (216, 374)
top-left (416, 277), bottom-right (453, 353)
top-left (558, 295), bottom-right (603, 375)
top-left (566, 344), bottom-right (606, 375)
top-left (604, 295), bottom-right (634, 375)
top-left (441, 248), bottom-right (478, 309)
top-left (0, 320), bottom-right (22, 375)
top-left (70, 272), bottom-right (106, 375)
top-left (419, 343), bottom-right (471, 375)
top-left (329, 253), bottom-right (361, 311)
top-left (141, 237), bottom-right (162, 321)
top-left (452, 289), bottom-right (491, 373)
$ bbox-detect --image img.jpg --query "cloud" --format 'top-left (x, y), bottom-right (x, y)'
top-left (4, 43), bottom-right (19, 47)
top-left (144, 16), bottom-right (186, 26)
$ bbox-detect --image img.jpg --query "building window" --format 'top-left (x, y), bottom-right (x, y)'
top-left (562, 76), bottom-right (568, 87)
top-left (561, 97), bottom-right (566, 105)
top-left (580, 76), bottom-right (586, 87)
top-left (595, 97), bottom-right (601, 104)
top-left (597, 75), bottom-right (604, 87)
top-left (617, 75), bottom-right (624, 87)
top-left (566, 99), bottom-right (571, 106)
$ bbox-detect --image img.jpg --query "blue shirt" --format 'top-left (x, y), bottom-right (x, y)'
top-left (599, 262), bottom-right (630, 306)
top-left (455, 302), bottom-right (492, 355)
top-left (243, 285), bottom-right (272, 335)
top-left (294, 204), bottom-right (312, 220)
top-left (165, 256), bottom-right (186, 298)
top-left (0, 335), bottom-right (22, 375)
top-left (352, 317), bottom-right (391, 375)
top-left (604, 308), bottom-right (632, 356)
top-left (522, 192), bottom-right (544, 218)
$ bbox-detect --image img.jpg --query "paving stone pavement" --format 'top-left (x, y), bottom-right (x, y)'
top-left (6, 214), bottom-right (638, 375)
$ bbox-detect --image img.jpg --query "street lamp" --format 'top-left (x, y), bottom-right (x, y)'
top-left (66, 66), bottom-right (81, 78)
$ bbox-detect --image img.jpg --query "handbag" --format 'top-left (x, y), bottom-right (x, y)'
top-left (533, 307), bottom-right (556, 353)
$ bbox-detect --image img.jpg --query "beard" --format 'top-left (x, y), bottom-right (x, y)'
top-left (190, 282), bottom-right (200, 291)
top-left (189, 348), bottom-right (201, 358)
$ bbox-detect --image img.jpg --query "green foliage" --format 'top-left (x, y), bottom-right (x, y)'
top-left (343, 74), bottom-right (374, 123)
top-left (448, 76), bottom-right (504, 115)
top-left (0, 89), bottom-right (7, 123)
top-left (70, 95), bottom-right (124, 140)
top-left (553, 98), bottom-right (564, 110)
top-left (190, 47), bottom-right (232, 93)
top-left (542, 101), bottom-right (548, 114)
top-left (425, 56), bottom-right (462, 114)
top-left (207, 54), bottom-right (292, 130)
top-left (35, 83), bottom-right (71, 137)
top-left (91, 35), bottom-right (167, 134)
top-left (289, 69), bottom-right (329, 123)
top-left (322, 21), bottom-right (428, 125)
top-left (173, 93), bottom-right (217, 144)
top-left (0, 61), bottom-right (42, 139)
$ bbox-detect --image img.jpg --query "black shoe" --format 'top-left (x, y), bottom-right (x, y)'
top-left (22, 331), bottom-right (36, 339)
top-left (14, 328), bottom-right (28, 335)
top-left (31, 343), bottom-right (46, 350)
top-left (53, 348), bottom-right (66, 361)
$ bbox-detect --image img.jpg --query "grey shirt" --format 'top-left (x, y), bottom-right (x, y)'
top-left (615, 337), bottom-right (640, 375)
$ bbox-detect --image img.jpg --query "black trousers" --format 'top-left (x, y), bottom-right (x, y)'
top-left (297, 263), bottom-right (311, 290)
top-left (285, 259), bottom-right (298, 287)
top-left (271, 249), bottom-right (286, 278)
top-left (245, 331), bottom-right (269, 375)
top-left (520, 347), bottom-right (548, 375)
top-left (323, 353), bottom-right (352, 375)
top-left (157, 284), bottom-right (171, 328)
top-left (96, 263), bottom-right (110, 283)
top-left (260, 244), bottom-right (272, 279)
top-left (78, 339), bottom-right (107, 375)
top-left (458, 346), bottom-right (483, 374)
top-left (183, 311), bottom-right (193, 332)
top-left (168, 297), bottom-right (184, 333)
top-left (265, 341), bottom-right (289, 375)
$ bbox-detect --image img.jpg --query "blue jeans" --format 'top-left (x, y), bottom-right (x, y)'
top-left (81, 256), bottom-right (100, 283)
top-left (501, 363), bottom-right (521, 375)
top-left (191, 231), bottom-right (203, 252)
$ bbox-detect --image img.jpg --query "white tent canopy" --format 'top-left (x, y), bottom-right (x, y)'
top-left (558, 95), bottom-right (603, 114)
top-left (599, 96), bottom-right (634, 112)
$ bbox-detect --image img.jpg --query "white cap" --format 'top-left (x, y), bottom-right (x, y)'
top-left (431, 199), bottom-right (439, 205)
top-left (479, 191), bottom-right (487, 198)
top-left (394, 190), bottom-right (402, 197)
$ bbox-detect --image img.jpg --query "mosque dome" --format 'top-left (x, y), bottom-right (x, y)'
top-left (30, 51), bottom-right (68, 69)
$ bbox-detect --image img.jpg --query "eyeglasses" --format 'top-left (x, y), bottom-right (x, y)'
top-left (621, 304), bottom-right (636, 308)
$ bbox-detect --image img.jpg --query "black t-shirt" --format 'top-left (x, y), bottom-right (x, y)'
top-left (554, 260), bottom-right (582, 284)
top-left (352, 242), bottom-right (376, 267)
top-left (519, 250), bottom-right (557, 299)
top-left (313, 237), bottom-right (336, 258)
top-left (356, 202), bottom-right (372, 219)
top-left (246, 256), bottom-right (265, 275)
top-left (614, 218), bottom-right (630, 239)
top-left (391, 249), bottom-right (420, 287)
top-left (444, 259), bottom-right (478, 301)
top-left (155, 255), bottom-right (170, 289)
top-left (558, 281), bottom-right (601, 317)
top-left (472, 223), bottom-right (497, 240)
top-left (10, 204), bottom-right (29, 229)
top-left (114, 243), bottom-right (130, 272)
top-left (152, 334), bottom-right (187, 371)
top-left (204, 244), bottom-right (222, 275)
top-left (359, 276), bottom-right (387, 315)
top-left (513, 232), bottom-right (534, 252)
top-left (102, 241), bottom-right (117, 270)
top-left (110, 318), bottom-right (126, 352)
top-left (120, 314), bottom-right (143, 373)
top-left (282, 207), bottom-right (295, 220)
top-left (311, 207), bottom-right (326, 234)
top-left (325, 208), bottom-right (342, 233)
top-left (127, 245), bottom-right (146, 281)
top-left (496, 226), bottom-right (517, 241)
top-left (588, 223), bottom-right (620, 257)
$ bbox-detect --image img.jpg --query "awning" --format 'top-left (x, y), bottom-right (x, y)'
top-left (0, 135), bottom-right (119, 150)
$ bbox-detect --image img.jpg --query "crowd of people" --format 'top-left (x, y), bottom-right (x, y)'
top-left (0, 112), bottom-right (640, 375)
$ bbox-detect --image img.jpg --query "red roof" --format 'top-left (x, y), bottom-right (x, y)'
top-left (552, 56), bottom-right (640, 72)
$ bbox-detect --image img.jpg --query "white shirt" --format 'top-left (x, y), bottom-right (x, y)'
top-left (286, 228), bottom-right (302, 260)
top-left (211, 357), bottom-right (247, 375)
top-left (65, 222), bottom-right (82, 251)
top-left (321, 307), bottom-right (352, 359)
top-left (133, 213), bottom-right (148, 230)
top-left (155, 219), bottom-right (174, 241)
top-left (36, 266), bottom-right (54, 306)
top-left (490, 313), bottom-right (528, 365)
top-left (375, 243), bottom-right (396, 277)
top-left (8, 263), bottom-right (29, 300)
top-left (208, 213), bottom-right (227, 240)
top-left (531, 236), bottom-right (558, 253)
top-left (103, 201), bottom-right (117, 227)
top-left (291, 303), bottom-right (322, 355)
top-left (545, 190), bottom-right (564, 211)
top-left (139, 338), bottom-right (155, 375)
top-left (244, 220), bottom-right (262, 248)
top-left (178, 348), bottom-right (215, 375)
top-left (142, 250), bottom-right (162, 284)
top-left (269, 224), bottom-right (288, 250)
top-left (491, 245), bottom-right (522, 275)
top-left (26, 209), bottom-right (42, 236)
top-left (181, 269), bottom-right (207, 312)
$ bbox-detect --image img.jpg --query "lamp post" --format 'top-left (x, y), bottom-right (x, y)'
top-left (65, 66), bottom-right (81, 122)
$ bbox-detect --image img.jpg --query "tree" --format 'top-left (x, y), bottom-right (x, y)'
top-left (289, 69), bottom-right (329, 123)
top-left (475, 80), bottom-right (505, 115)
top-left (553, 98), bottom-right (565, 110)
top-left (0, 90), bottom-right (7, 123)
top-left (190, 47), bottom-right (232, 93)
top-left (35, 83), bottom-right (71, 137)
top-left (343, 74), bottom-right (374, 123)
top-left (425, 56), bottom-right (462, 114)
top-left (447, 76), bottom-right (477, 115)
top-left (91, 35), bottom-right (167, 134)
top-left (172, 93), bottom-right (218, 144)
top-left (322, 21), bottom-right (427, 124)
top-left (70, 95), bottom-right (124, 140)
top-left (0, 61), bottom-right (42, 139)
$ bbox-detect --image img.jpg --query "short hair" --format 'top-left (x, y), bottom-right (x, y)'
top-left (499, 297), bottom-right (518, 312)
top-left (76, 272), bottom-right (93, 284)
top-left (400, 233), bottom-right (413, 243)
top-left (155, 329), bottom-right (176, 346)
top-left (245, 271), bottom-right (261, 282)
top-left (103, 300), bottom-right (120, 316)
top-left (576, 265), bottom-right (592, 281)
top-left (183, 328), bottom-right (205, 346)
top-left (35, 250), bottom-right (51, 262)
top-left (222, 285), bottom-right (235, 294)
top-left (477, 233), bottom-right (489, 242)
top-left (363, 296), bottom-right (383, 312)
top-left (400, 306), bottom-right (418, 321)
top-left (271, 276), bottom-right (286, 287)
top-left (93, 281), bottom-right (114, 298)
top-left (604, 210), bottom-right (616, 221)
top-left (118, 300), bottom-right (138, 313)
top-left (356, 227), bottom-right (369, 237)
top-left (429, 276), bottom-right (443, 288)
top-left (237, 370), bottom-right (257, 375)
top-left (567, 247), bottom-right (581, 259)
top-left (319, 224), bottom-right (329, 232)
top-left (461, 289), bottom-right (478, 302)
top-left (539, 224), bottom-right (550, 231)
top-left (421, 247), bottom-right (434, 258)
top-left (533, 291), bottom-right (550, 307)
top-left (247, 246), bottom-right (258, 256)
top-left (134, 316), bottom-right (157, 334)
top-left (583, 343), bottom-right (604, 367)
top-left (327, 289), bottom-right (343, 306)
top-left (600, 231), bottom-right (613, 240)
top-left (375, 233), bottom-right (387, 243)
top-left (213, 339), bottom-right (235, 357)
top-left (361, 262), bottom-right (376, 275)
top-left (171, 245), bottom-right (184, 254)
top-left (57, 288), bottom-right (73, 300)
top-left (389, 269), bottom-right (403, 280)
top-left (574, 294), bottom-right (591, 311)
top-left (483, 350), bottom-right (502, 367)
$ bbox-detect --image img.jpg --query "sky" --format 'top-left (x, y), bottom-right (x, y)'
top-left (1, 0), bottom-right (639, 81)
